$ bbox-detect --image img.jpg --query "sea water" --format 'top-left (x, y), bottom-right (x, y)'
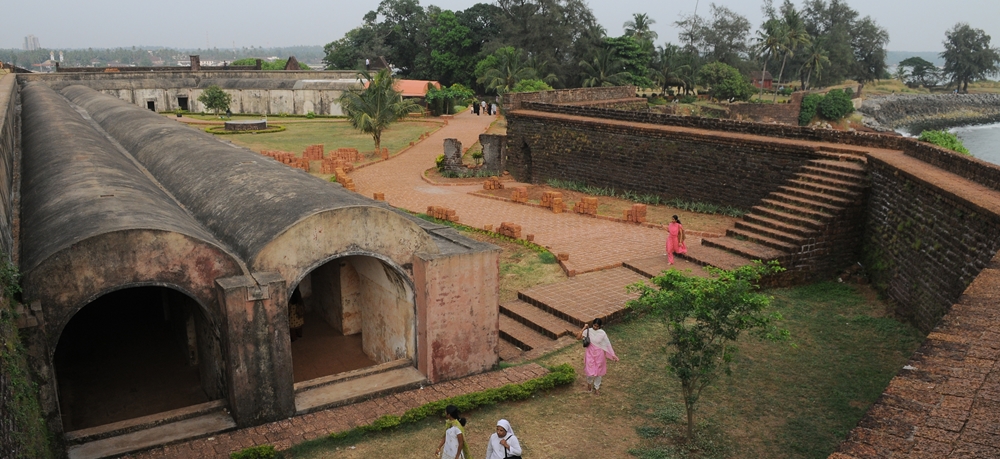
top-left (950, 122), bottom-right (1000, 166)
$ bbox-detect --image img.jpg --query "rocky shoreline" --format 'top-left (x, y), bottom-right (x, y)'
top-left (859, 93), bottom-right (1000, 133)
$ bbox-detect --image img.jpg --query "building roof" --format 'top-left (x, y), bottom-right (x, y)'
top-left (750, 71), bottom-right (773, 80)
top-left (395, 80), bottom-right (441, 97)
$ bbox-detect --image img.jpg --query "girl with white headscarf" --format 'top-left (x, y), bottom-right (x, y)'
top-left (486, 419), bottom-right (522, 459)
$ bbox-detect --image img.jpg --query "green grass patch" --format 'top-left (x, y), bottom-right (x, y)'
top-left (545, 179), bottom-right (745, 217)
top-left (918, 130), bottom-right (972, 156)
top-left (205, 125), bottom-right (287, 135)
top-left (415, 214), bottom-right (554, 256)
top-left (225, 120), bottom-right (437, 156)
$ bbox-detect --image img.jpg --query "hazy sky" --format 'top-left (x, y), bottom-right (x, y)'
top-left (5, 0), bottom-right (999, 52)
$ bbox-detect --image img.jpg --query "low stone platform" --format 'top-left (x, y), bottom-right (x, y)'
top-left (517, 267), bottom-right (647, 326)
top-left (124, 364), bottom-right (549, 459)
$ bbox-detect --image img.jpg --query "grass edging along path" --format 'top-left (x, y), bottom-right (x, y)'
top-left (415, 214), bottom-right (557, 262)
top-left (274, 364), bottom-right (575, 457)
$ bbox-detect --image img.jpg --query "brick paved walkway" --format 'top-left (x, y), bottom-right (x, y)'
top-left (124, 364), bottom-right (549, 459)
top-left (349, 111), bottom-right (677, 274)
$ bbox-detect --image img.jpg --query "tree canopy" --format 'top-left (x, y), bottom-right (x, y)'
top-left (197, 85), bottom-right (231, 116)
top-left (941, 23), bottom-right (1000, 93)
top-left (338, 69), bottom-right (420, 153)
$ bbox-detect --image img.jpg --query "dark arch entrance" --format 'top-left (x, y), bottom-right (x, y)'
top-left (53, 286), bottom-right (225, 432)
top-left (289, 255), bottom-right (416, 384)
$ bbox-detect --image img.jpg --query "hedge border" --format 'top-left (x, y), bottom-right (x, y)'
top-left (205, 125), bottom-right (287, 135)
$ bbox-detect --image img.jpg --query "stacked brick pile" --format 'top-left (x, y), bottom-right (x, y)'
top-left (540, 191), bottom-right (565, 213)
top-left (498, 222), bottom-right (522, 239)
top-left (427, 206), bottom-right (459, 222)
top-left (334, 168), bottom-right (356, 191)
top-left (331, 148), bottom-right (362, 162)
top-left (623, 204), bottom-right (647, 223)
top-left (573, 197), bottom-right (598, 216)
top-left (320, 159), bottom-right (354, 174)
top-left (302, 144), bottom-right (324, 160)
top-left (373, 192), bottom-right (385, 201)
top-left (510, 187), bottom-right (529, 203)
top-left (260, 150), bottom-right (309, 172)
top-left (483, 177), bottom-right (504, 190)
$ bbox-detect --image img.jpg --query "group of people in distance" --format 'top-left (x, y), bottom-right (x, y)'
top-left (472, 99), bottom-right (498, 116)
top-left (437, 406), bottom-right (523, 459)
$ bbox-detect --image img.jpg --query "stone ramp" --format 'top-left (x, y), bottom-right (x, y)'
top-left (67, 406), bottom-right (236, 459)
top-left (294, 366), bottom-right (426, 415)
top-left (518, 267), bottom-right (647, 326)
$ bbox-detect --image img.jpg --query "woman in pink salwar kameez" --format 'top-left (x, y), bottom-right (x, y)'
top-left (578, 318), bottom-right (619, 395)
top-left (665, 215), bottom-right (686, 264)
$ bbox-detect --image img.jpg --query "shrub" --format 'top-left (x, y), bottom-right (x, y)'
top-left (230, 444), bottom-right (277, 459)
top-left (798, 93), bottom-right (823, 126)
top-left (918, 130), bottom-right (971, 155)
top-left (306, 111), bottom-right (315, 119)
top-left (817, 89), bottom-right (854, 120)
top-left (435, 154), bottom-right (446, 171)
top-left (679, 95), bottom-right (697, 104)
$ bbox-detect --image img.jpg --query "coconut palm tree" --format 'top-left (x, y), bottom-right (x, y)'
top-left (476, 47), bottom-right (537, 95)
top-left (579, 48), bottom-right (630, 87)
top-left (755, 19), bottom-right (786, 100)
top-left (339, 68), bottom-right (419, 154)
top-left (772, 8), bottom-right (811, 101)
top-left (624, 13), bottom-right (658, 44)
top-left (649, 44), bottom-right (690, 95)
top-left (801, 40), bottom-right (830, 90)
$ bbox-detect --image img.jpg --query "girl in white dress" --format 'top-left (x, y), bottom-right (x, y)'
top-left (437, 405), bottom-right (470, 459)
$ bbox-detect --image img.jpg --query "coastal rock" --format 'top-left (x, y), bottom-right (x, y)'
top-left (859, 93), bottom-right (1000, 132)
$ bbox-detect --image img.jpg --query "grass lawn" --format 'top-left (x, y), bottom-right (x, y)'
top-left (223, 119), bottom-right (441, 157)
top-left (282, 266), bottom-right (923, 459)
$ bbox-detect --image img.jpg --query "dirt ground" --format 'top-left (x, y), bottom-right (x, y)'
top-left (476, 185), bottom-right (739, 235)
top-left (461, 231), bottom-right (566, 303)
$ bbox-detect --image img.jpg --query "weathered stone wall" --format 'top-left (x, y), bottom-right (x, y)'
top-left (504, 86), bottom-right (636, 111)
top-left (0, 75), bottom-right (19, 262)
top-left (863, 155), bottom-right (1000, 332)
top-left (505, 110), bottom-right (827, 209)
top-left (728, 92), bottom-right (803, 125)
top-left (860, 93), bottom-right (1000, 131)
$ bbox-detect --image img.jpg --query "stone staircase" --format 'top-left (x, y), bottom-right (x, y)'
top-left (684, 157), bottom-right (869, 270)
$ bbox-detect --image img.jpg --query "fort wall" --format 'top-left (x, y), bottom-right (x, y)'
top-left (0, 75), bottom-right (19, 262)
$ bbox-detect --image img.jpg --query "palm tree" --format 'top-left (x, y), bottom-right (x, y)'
top-left (476, 47), bottom-right (537, 95)
top-left (755, 19), bottom-right (785, 100)
top-left (624, 13), bottom-right (658, 44)
top-left (801, 40), bottom-right (830, 90)
top-left (526, 54), bottom-right (560, 86)
top-left (649, 45), bottom-right (690, 95)
top-left (339, 68), bottom-right (419, 154)
top-left (579, 48), bottom-right (630, 87)
top-left (772, 8), bottom-right (811, 101)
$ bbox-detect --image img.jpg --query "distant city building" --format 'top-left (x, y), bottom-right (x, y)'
top-left (24, 35), bottom-right (40, 51)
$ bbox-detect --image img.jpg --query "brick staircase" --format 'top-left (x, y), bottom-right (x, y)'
top-left (683, 157), bottom-right (869, 270)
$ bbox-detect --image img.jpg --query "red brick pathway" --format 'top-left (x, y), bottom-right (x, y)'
top-left (124, 364), bottom-right (549, 459)
top-left (348, 111), bottom-right (679, 274)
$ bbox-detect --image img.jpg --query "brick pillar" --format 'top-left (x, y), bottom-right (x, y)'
top-left (215, 272), bottom-right (294, 426)
top-left (189, 55), bottom-right (201, 71)
top-left (413, 250), bottom-right (499, 383)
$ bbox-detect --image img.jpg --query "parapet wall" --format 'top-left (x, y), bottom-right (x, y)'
top-left (504, 86), bottom-right (637, 111)
top-left (0, 75), bottom-right (19, 263)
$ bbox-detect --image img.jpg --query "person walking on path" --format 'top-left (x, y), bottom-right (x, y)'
top-left (437, 405), bottom-right (470, 459)
top-left (578, 318), bottom-right (618, 395)
top-left (480, 100), bottom-right (488, 116)
top-left (473, 100), bottom-right (480, 116)
top-left (665, 215), bottom-right (686, 265)
top-left (486, 419), bottom-right (522, 459)
top-left (491, 102), bottom-right (498, 116)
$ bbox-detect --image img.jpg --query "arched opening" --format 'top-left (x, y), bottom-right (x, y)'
top-left (289, 255), bottom-right (415, 383)
top-left (53, 286), bottom-right (225, 432)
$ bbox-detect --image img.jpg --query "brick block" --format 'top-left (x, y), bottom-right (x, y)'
top-left (557, 252), bottom-right (569, 261)
top-left (373, 193), bottom-right (385, 201)
top-left (498, 222), bottom-right (522, 239)
top-left (511, 187), bottom-right (529, 203)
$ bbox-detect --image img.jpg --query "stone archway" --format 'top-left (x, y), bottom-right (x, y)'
top-left (52, 286), bottom-right (226, 432)
top-left (289, 255), bottom-right (416, 384)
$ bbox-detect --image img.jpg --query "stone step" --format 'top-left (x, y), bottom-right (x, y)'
top-left (623, 255), bottom-right (709, 278)
top-left (679, 243), bottom-right (753, 271)
top-left (497, 340), bottom-right (525, 362)
top-left (294, 366), bottom-right (426, 416)
top-left (760, 197), bottom-right (836, 220)
top-left (794, 172), bottom-right (868, 191)
top-left (64, 400), bottom-right (228, 446)
top-left (66, 409), bottom-right (236, 459)
top-left (774, 188), bottom-right (852, 210)
top-left (741, 213), bottom-right (814, 236)
top-left (809, 158), bottom-right (868, 175)
top-left (726, 227), bottom-right (799, 252)
top-left (749, 205), bottom-right (826, 230)
top-left (733, 221), bottom-right (806, 245)
top-left (293, 359), bottom-right (414, 394)
top-left (778, 184), bottom-right (855, 208)
top-left (517, 268), bottom-right (646, 327)
top-left (702, 236), bottom-right (786, 261)
top-left (499, 314), bottom-right (554, 351)
top-left (500, 300), bottom-right (579, 340)
top-left (801, 165), bottom-right (868, 184)
top-left (785, 179), bottom-right (861, 200)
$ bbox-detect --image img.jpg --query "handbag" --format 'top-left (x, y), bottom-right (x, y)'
top-left (503, 435), bottom-right (522, 459)
top-left (582, 329), bottom-right (590, 347)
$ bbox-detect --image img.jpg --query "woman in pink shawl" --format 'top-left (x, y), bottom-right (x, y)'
top-left (578, 318), bottom-right (619, 395)
top-left (665, 215), bottom-right (686, 265)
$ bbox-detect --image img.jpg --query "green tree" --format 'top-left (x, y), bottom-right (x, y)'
top-left (898, 56), bottom-right (940, 88)
top-left (511, 79), bottom-right (554, 92)
top-left (623, 13), bottom-right (658, 49)
top-left (755, 18), bottom-right (786, 99)
top-left (773, 5), bottom-right (811, 101)
top-left (801, 39), bottom-right (830, 89)
top-left (676, 5), bottom-right (752, 69)
top-left (339, 69), bottom-right (420, 153)
top-left (626, 261), bottom-right (789, 441)
top-left (579, 48), bottom-right (630, 87)
top-left (198, 85), bottom-right (232, 117)
top-left (801, 0), bottom-right (859, 87)
top-left (697, 62), bottom-right (755, 101)
top-left (649, 44), bottom-right (691, 95)
top-left (941, 23), bottom-right (1000, 93)
top-left (602, 36), bottom-right (654, 88)
top-left (850, 16), bottom-right (889, 92)
top-left (475, 47), bottom-right (537, 94)
top-left (428, 10), bottom-right (475, 86)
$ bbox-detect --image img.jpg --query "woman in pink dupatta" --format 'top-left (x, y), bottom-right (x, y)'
top-left (665, 215), bottom-right (686, 265)
top-left (578, 318), bottom-right (619, 395)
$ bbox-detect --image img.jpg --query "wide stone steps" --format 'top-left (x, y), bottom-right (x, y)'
top-left (501, 300), bottom-right (578, 340)
top-left (793, 172), bottom-right (867, 192)
top-left (809, 158), bottom-right (867, 174)
top-left (777, 185), bottom-right (856, 206)
top-left (801, 165), bottom-right (868, 184)
top-left (499, 314), bottom-right (553, 351)
top-left (678, 243), bottom-right (753, 271)
top-left (749, 205), bottom-right (826, 230)
top-left (786, 178), bottom-right (862, 200)
top-left (739, 214), bottom-right (813, 237)
top-left (760, 197), bottom-right (836, 220)
top-left (770, 191), bottom-right (847, 214)
top-left (726, 228), bottom-right (799, 251)
top-left (702, 236), bottom-right (785, 261)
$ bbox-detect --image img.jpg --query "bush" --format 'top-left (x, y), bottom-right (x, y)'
top-left (918, 130), bottom-right (971, 155)
top-left (679, 95), bottom-right (697, 104)
top-left (799, 93), bottom-right (823, 126)
top-left (306, 111), bottom-right (315, 119)
top-left (817, 89), bottom-right (854, 120)
top-left (230, 444), bottom-right (277, 459)
top-left (435, 154), bottom-right (446, 171)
